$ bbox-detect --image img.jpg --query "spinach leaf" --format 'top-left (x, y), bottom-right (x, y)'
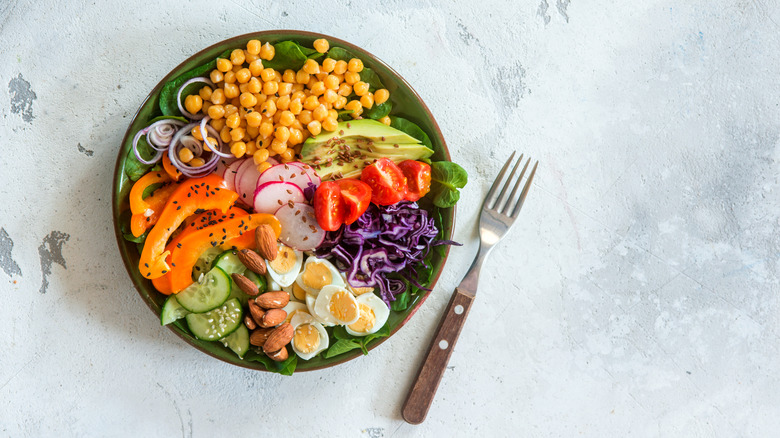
top-left (263, 41), bottom-right (323, 71)
top-left (357, 67), bottom-right (386, 91)
top-left (324, 339), bottom-right (362, 358)
top-left (332, 325), bottom-right (353, 340)
top-left (430, 161), bottom-right (468, 208)
top-left (389, 116), bottom-right (433, 150)
top-left (124, 135), bottom-right (158, 181)
top-left (390, 289), bottom-right (411, 311)
top-left (325, 47), bottom-right (355, 62)
top-left (361, 323), bottom-right (391, 352)
top-left (244, 348), bottom-right (297, 375)
top-left (364, 101), bottom-right (392, 120)
top-left (159, 50), bottom-right (230, 116)
top-left (119, 209), bottom-right (148, 243)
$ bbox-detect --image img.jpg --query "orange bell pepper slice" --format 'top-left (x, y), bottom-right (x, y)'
top-left (152, 207), bottom-right (249, 294)
top-left (130, 183), bottom-right (178, 237)
top-left (129, 171), bottom-right (172, 215)
top-left (139, 174), bottom-right (237, 279)
top-left (162, 154), bottom-right (182, 182)
top-left (168, 213), bottom-right (281, 294)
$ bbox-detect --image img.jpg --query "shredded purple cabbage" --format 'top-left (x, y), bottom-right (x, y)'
top-left (316, 201), bottom-right (455, 306)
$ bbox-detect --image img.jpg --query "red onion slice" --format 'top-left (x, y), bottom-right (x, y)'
top-left (176, 77), bottom-right (214, 120)
top-left (168, 122), bottom-right (220, 177)
top-left (199, 116), bottom-right (233, 158)
top-left (132, 127), bottom-right (163, 165)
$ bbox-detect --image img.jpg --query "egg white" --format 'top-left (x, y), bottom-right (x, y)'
top-left (294, 257), bottom-right (345, 295)
top-left (314, 285), bottom-right (360, 326)
top-left (345, 292), bottom-right (390, 336)
top-left (266, 243), bottom-right (303, 287)
top-left (289, 311), bottom-right (329, 360)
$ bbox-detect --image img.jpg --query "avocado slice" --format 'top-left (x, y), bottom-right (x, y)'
top-left (300, 119), bottom-right (434, 180)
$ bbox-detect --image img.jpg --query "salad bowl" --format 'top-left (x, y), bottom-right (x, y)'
top-left (112, 31), bottom-right (455, 372)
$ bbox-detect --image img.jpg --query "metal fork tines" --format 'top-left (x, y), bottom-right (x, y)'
top-left (459, 152), bottom-right (538, 294)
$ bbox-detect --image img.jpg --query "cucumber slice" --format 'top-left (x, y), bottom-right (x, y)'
top-left (213, 250), bottom-right (246, 275)
top-left (192, 247), bottom-right (224, 281)
top-left (186, 298), bottom-right (243, 341)
top-left (245, 271), bottom-right (267, 294)
top-left (176, 266), bottom-right (231, 313)
top-left (220, 323), bottom-right (250, 358)
top-left (160, 295), bottom-right (189, 325)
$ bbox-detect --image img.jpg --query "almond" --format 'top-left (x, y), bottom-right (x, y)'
top-left (266, 346), bottom-right (289, 362)
top-left (255, 224), bottom-right (278, 261)
top-left (263, 323), bottom-right (293, 353)
top-left (232, 273), bottom-right (259, 296)
top-left (255, 291), bottom-right (290, 309)
top-left (259, 308), bottom-right (287, 328)
top-left (244, 314), bottom-right (257, 331)
top-left (249, 328), bottom-right (273, 347)
top-left (248, 300), bottom-right (265, 326)
top-left (238, 249), bottom-right (267, 275)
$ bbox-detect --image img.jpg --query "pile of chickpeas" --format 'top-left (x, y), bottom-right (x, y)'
top-left (180, 38), bottom-right (391, 172)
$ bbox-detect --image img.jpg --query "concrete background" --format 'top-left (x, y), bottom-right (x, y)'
top-left (2, 0), bottom-right (779, 436)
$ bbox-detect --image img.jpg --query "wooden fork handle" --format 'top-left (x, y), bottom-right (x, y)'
top-left (402, 288), bottom-right (475, 424)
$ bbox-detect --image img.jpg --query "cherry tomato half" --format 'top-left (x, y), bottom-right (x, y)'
top-left (313, 181), bottom-right (345, 231)
top-left (336, 179), bottom-right (372, 224)
top-left (398, 160), bottom-right (432, 202)
top-left (360, 158), bottom-right (407, 206)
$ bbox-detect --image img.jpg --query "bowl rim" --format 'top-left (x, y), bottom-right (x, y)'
top-left (112, 30), bottom-right (456, 372)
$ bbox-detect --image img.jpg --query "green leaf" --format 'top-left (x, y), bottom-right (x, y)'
top-left (159, 50), bottom-right (231, 116)
top-left (364, 100), bottom-right (392, 120)
top-left (277, 354), bottom-right (298, 376)
top-left (148, 115), bottom-right (188, 124)
top-left (244, 348), bottom-right (297, 375)
top-left (124, 135), bottom-right (158, 181)
top-left (325, 47), bottom-right (355, 62)
top-left (142, 182), bottom-right (164, 200)
top-left (263, 41), bottom-right (323, 71)
top-left (430, 161), bottom-right (468, 208)
top-left (362, 323), bottom-right (391, 350)
top-left (358, 67), bottom-right (386, 91)
top-left (324, 339), bottom-right (362, 358)
top-left (332, 325), bottom-right (353, 340)
top-left (389, 116), bottom-right (433, 150)
top-left (119, 209), bottom-right (147, 243)
top-left (390, 290), bottom-right (411, 311)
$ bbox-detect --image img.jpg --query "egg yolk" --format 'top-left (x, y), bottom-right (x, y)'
top-left (292, 282), bottom-right (307, 301)
top-left (301, 262), bottom-right (332, 289)
top-left (269, 245), bottom-right (297, 274)
top-left (328, 290), bottom-right (358, 322)
top-left (349, 303), bottom-right (376, 333)
top-left (293, 324), bottom-right (320, 354)
top-left (350, 286), bottom-right (374, 296)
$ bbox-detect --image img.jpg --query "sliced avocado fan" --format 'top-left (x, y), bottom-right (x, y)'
top-left (299, 119), bottom-right (434, 180)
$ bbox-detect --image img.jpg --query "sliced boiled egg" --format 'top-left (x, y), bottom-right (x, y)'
top-left (281, 301), bottom-right (308, 324)
top-left (348, 284), bottom-right (375, 296)
top-left (266, 243), bottom-right (302, 287)
top-left (295, 257), bottom-right (345, 295)
top-left (290, 311), bottom-right (329, 360)
top-left (314, 285), bottom-right (360, 326)
top-left (346, 293), bottom-right (390, 336)
top-left (305, 289), bottom-right (338, 326)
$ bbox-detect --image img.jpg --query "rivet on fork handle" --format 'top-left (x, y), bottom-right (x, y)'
top-left (401, 288), bottom-right (474, 424)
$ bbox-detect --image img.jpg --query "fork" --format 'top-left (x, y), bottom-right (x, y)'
top-left (401, 152), bottom-right (538, 424)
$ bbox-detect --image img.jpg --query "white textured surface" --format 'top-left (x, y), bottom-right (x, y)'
top-left (2, 1), bottom-right (780, 436)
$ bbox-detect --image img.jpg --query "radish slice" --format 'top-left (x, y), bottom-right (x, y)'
top-left (235, 159), bottom-right (262, 207)
top-left (215, 156), bottom-right (239, 179)
top-left (275, 203), bottom-right (325, 251)
top-left (257, 163), bottom-right (312, 192)
top-left (290, 162), bottom-right (321, 186)
top-left (223, 159), bottom-right (246, 193)
top-left (253, 181), bottom-right (305, 214)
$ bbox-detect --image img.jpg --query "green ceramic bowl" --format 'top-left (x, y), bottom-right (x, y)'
top-left (112, 31), bottom-right (454, 372)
